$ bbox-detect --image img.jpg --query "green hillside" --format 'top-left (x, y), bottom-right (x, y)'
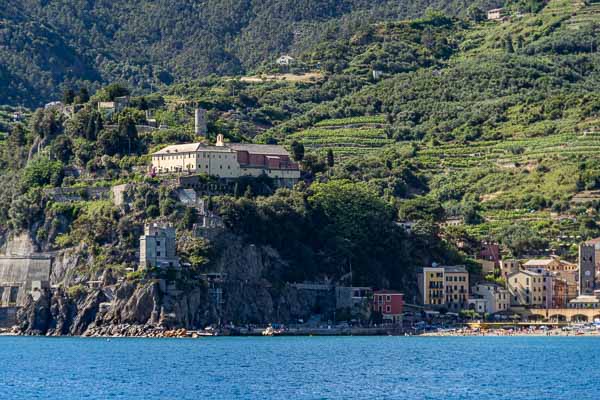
top-left (0, 0), bottom-right (599, 290)
top-left (0, 0), bottom-right (500, 107)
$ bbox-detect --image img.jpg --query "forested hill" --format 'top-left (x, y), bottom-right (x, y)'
top-left (0, 0), bottom-right (599, 296)
top-left (0, 0), bottom-right (500, 107)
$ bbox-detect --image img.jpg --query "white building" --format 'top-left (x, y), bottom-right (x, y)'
top-left (471, 283), bottom-right (510, 314)
top-left (276, 55), bottom-right (295, 66)
top-left (139, 223), bottom-right (180, 269)
top-left (487, 8), bottom-right (508, 21)
top-left (467, 297), bottom-right (487, 314)
top-left (151, 134), bottom-right (300, 185)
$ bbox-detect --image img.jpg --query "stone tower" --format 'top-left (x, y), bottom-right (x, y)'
top-left (139, 223), bottom-right (180, 269)
top-left (579, 243), bottom-right (595, 295)
top-left (195, 108), bottom-right (207, 137)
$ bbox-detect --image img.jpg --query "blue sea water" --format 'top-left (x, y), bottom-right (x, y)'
top-left (0, 336), bottom-right (598, 399)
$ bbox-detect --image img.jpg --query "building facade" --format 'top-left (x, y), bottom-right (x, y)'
top-left (471, 283), bottom-right (510, 314)
top-left (523, 266), bottom-right (554, 309)
top-left (479, 242), bottom-right (500, 267)
top-left (500, 259), bottom-right (520, 281)
top-left (579, 242), bottom-right (595, 295)
top-left (419, 267), bottom-right (445, 306)
top-left (507, 270), bottom-right (546, 307)
top-left (467, 298), bottom-right (487, 314)
top-left (139, 223), bottom-right (180, 269)
top-left (151, 135), bottom-right (300, 186)
top-left (552, 278), bottom-right (569, 308)
top-left (444, 266), bottom-right (469, 312)
top-left (372, 290), bottom-right (404, 324)
top-left (487, 8), bottom-right (508, 21)
top-left (419, 265), bottom-right (469, 311)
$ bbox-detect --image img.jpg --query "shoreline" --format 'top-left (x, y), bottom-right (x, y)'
top-left (4, 329), bottom-right (600, 339)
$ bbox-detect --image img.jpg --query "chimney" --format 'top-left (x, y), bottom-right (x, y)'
top-left (195, 108), bottom-right (207, 136)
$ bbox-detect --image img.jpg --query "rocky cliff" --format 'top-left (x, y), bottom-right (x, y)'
top-left (15, 236), bottom-right (333, 336)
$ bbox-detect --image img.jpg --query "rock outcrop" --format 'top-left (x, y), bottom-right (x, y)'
top-left (15, 236), bottom-right (334, 336)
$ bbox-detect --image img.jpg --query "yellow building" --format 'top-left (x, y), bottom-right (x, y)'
top-left (151, 135), bottom-right (300, 184)
top-left (418, 265), bottom-right (469, 311)
top-left (444, 265), bottom-right (469, 312)
top-left (507, 270), bottom-right (546, 307)
top-left (420, 267), bottom-right (445, 306)
top-left (500, 259), bottom-right (520, 281)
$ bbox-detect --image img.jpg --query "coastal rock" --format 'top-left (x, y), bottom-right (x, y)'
top-left (70, 290), bottom-right (107, 336)
top-left (17, 290), bottom-right (52, 335)
top-left (15, 233), bottom-right (331, 335)
top-left (99, 281), bottom-right (161, 326)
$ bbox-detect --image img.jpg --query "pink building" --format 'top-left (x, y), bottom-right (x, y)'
top-left (372, 290), bottom-right (404, 324)
top-left (479, 242), bottom-right (500, 267)
top-left (229, 143), bottom-right (299, 171)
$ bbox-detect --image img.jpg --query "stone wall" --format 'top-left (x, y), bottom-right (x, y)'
top-left (0, 256), bottom-right (51, 306)
top-left (43, 187), bottom-right (111, 203)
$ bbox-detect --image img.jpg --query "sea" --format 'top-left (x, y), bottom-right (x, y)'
top-left (0, 336), bottom-right (598, 399)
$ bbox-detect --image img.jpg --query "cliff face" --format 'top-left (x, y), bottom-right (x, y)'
top-left (15, 237), bottom-right (332, 335)
top-left (18, 280), bottom-right (206, 336)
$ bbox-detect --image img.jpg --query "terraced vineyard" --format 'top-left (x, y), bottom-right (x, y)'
top-left (286, 120), bottom-right (393, 158)
top-left (565, 0), bottom-right (600, 29)
top-left (314, 115), bottom-right (387, 127)
top-left (412, 132), bottom-right (600, 171)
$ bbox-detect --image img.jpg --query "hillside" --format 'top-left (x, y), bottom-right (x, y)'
top-left (0, 0), bottom-right (501, 107)
top-left (0, 0), bottom-right (599, 330)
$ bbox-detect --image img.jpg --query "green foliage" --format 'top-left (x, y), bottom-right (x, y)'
top-left (0, 0), bottom-right (501, 106)
top-left (23, 157), bottom-right (64, 188)
top-left (178, 237), bottom-right (213, 268)
top-left (66, 284), bottom-right (87, 298)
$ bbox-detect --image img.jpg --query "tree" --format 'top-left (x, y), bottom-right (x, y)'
top-left (85, 114), bottom-right (97, 141)
top-left (466, 5), bottom-right (485, 22)
top-left (180, 207), bottom-right (197, 230)
top-left (22, 157), bottom-right (64, 188)
top-left (30, 108), bottom-right (62, 139)
top-left (398, 196), bottom-right (444, 222)
top-left (117, 115), bottom-right (138, 154)
top-left (291, 141), bottom-right (305, 161)
top-left (63, 88), bottom-right (75, 105)
top-left (505, 37), bottom-right (515, 53)
top-left (102, 83), bottom-right (130, 101)
top-left (495, 224), bottom-right (547, 257)
top-left (97, 129), bottom-right (122, 156)
top-left (326, 149), bottom-right (335, 168)
top-left (50, 135), bottom-right (74, 164)
top-left (76, 87), bottom-right (90, 104)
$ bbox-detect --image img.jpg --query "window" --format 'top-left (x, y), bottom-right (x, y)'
top-left (386, 295), bottom-right (391, 302)
top-left (157, 251), bottom-right (161, 257)
top-left (9, 287), bottom-right (19, 303)
top-left (157, 241), bottom-right (161, 246)
top-left (386, 305), bottom-right (391, 313)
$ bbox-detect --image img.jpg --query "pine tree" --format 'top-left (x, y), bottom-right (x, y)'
top-left (62, 88), bottom-right (75, 105)
top-left (505, 37), bottom-right (515, 53)
top-left (85, 115), bottom-right (96, 140)
top-left (76, 87), bottom-right (90, 104)
top-left (291, 141), bottom-right (305, 161)
top-left (326, 149), bottom-right (335, 168)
